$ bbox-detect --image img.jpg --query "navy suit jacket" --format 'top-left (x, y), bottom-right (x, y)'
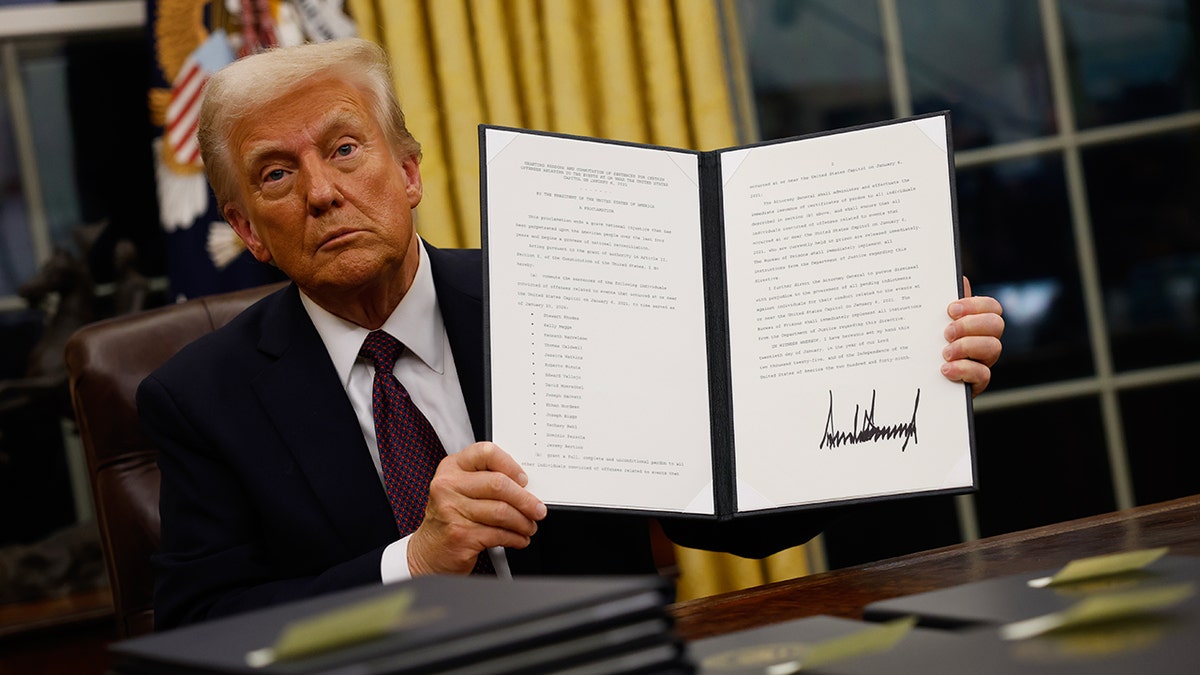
top-left (140, 245), bottom-right (827, 630)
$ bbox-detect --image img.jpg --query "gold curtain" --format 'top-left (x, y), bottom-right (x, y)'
top-left (346, 0), bottom-right (809, 601)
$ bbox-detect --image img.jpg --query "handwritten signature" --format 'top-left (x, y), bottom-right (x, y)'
top-left (819, 389), bottom-right (920, 451)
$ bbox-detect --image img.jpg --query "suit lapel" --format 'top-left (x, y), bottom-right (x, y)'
top-left (427, 245), bottom-right (487, 442)
top-left (251, 285), bottom-right (398, 553)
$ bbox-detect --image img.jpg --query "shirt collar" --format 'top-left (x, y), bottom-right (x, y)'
top-left (300, 238), bottom-right (445, 387)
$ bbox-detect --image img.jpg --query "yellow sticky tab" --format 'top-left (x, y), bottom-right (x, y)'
top-left (245, 589), bottom-right (415, 667)
top-left (1027, 547), bottom-right (1169, 588)
top-left (1001, 582), bottom-right (1194, 641)
top-left (765, 616), bottom-right (917, 674)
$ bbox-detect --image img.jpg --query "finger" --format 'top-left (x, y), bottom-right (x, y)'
top-left (427, 455), bottom-right (543, 524)
top-left (422, 487), bottom-right (540, 542)
top-left (473, 526), bottom-right (534, 551)
top-left (455, 442), bottom-right (528, 486)
top-left (962, 276), bottom-right (973, 298)
top-left (940, 358), bottom-right (991, 397)
top-left (943, 335), bottom-right (1002, 368)
top-left (945, 312), bottom-right (1005, 342)
top-left (948, 295), bottom-right (1003, 320)
top-left (455, 497), bottom-right (541, 538)
top-left (431, 468), bottom-right (547, 522)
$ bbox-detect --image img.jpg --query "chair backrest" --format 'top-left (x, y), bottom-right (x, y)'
top-left (64, 282), bottom-right (286, 638)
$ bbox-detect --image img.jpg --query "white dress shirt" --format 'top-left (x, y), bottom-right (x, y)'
top-left (299, 240), bottom-right (510, 581)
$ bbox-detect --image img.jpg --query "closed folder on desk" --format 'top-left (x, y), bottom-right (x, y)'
top-left (863, 554), bottom-right (1200, 628)
top-left (110, 575), bottom-right (682, 674)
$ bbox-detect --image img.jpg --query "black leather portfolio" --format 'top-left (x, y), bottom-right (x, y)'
top-left (110, 575), bottom-right (683, 674)
top-left (864, 554), bottom-right (1200, 628)
top-left (479, 113), bottom-right (976, 522)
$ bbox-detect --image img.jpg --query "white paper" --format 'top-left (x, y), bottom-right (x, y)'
top-left (484, 129), bottom-right (714, 513)
top-left (721, 118), bottom-right (972, 510)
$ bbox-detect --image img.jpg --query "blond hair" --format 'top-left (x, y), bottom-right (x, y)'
top-left (197, 38), bottom-right (421, 209)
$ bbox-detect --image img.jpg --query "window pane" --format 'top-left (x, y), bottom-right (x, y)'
top-left (19, 40), bottom-right (82, 250)
top-left (1061, 0), bottom-right (1200, 128)
top-left (1086, 131), bottom-right (1200, 371)
top-left (974, 399), bottom-right (1114, 537)
top-left (899, 0), bottom-right (1056, 150)
top-left (736, 0), bottom-right (890, 140)
top-left (1121, 381), bottom-right (1200, 506)
top-left (957, 155), bottom-right (1093, 388)
top-left (0, 86), bottom-right (37, 298)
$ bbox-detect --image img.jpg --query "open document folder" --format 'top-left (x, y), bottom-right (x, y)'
top-left (481, 112), bottom-right (975, 520)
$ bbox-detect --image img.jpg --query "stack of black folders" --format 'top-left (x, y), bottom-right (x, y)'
top-left (110, 575), bottom-right (687, 674)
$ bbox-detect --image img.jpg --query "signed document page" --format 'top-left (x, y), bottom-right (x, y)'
top-left (721, 117), bottom-right (973, 510)
top-left (484, 129), bottom-right (716, 514)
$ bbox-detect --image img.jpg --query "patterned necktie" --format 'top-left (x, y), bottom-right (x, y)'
top-left (360, 330), bottom-right (493, 575)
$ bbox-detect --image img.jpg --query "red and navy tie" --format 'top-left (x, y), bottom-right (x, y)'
top-left (360, 330), bottom-right (493, 574)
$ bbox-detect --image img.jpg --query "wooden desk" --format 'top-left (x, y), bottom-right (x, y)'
top-left (0, 586), bottom-right (116, 674)
top-left (672, 494), bottom-right (1200, 640)
top-left (0, 586), bottom-right (112, 639)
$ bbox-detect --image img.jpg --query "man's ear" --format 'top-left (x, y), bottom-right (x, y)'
top-left (401, 156), bottom-right (423, 209)
top-left (224, 204), bottom-right (272, 264)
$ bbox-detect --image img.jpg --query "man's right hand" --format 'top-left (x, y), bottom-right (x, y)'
top-left (407, 442), bottom-right (546, 575)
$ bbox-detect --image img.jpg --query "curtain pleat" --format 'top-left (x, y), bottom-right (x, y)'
top-left (635, 0), bottom-right (691, 148)
top-left (345, 0), bottom-right (378, 43)
top-left (509, 0), bottom-right (549, 130)
top-left (427, 1), bottom-right (487, 246)
top-left (589, 0), bottom-right (646, 142)
top-left (472, 0), bottom-right (523, 127)
top-left (675, 545), bottom-right (767, 599)
top-left (352, 0), bottom-right (808, 601)
top-left (764, 546), bottom-right (811, 583)
top-left (540, 1), bottom-right (593, 136)
top-left (675, 0), bottom-right (736, 149)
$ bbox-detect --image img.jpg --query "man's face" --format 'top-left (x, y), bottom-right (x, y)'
top-left (223, 77), bottom-right (422, 299)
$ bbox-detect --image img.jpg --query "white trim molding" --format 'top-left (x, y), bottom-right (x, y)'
top-left (0, 1), bottom-right (145, 40)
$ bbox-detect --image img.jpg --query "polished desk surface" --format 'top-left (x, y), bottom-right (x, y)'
top-left (671, 494), bottom-right (1200, 640)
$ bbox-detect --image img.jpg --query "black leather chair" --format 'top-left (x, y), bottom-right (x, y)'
top-left (65, 283), bottom-right (285, 637)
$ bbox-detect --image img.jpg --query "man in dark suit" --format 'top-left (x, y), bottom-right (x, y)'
top-left (139, 39), bottom-right (1004, 630)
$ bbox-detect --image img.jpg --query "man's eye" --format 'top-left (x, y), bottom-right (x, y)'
top-left (265, 169), bottom-right (286, 182)
top-left (336, 144), bottom-right (354, 157)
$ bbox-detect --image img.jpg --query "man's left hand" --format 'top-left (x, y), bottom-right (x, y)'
top-left (941, 277), bottom-right (1004, 397)
top-left (407, 442), bottom-right (545, 576)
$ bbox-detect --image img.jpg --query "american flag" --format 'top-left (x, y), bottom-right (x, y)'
top-left (165, 30), bottom-right (234, 168)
